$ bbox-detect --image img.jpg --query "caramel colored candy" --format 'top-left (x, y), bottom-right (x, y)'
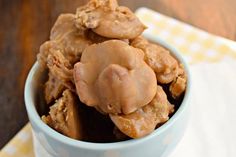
top-left (110, 86), bottom-right (174, 138)
top-left (42, 90), bottom-right (82, 139)
top-left (75, 0), bottom-right (146, 39)
top-left (74, 40), bottom-right (157, 114)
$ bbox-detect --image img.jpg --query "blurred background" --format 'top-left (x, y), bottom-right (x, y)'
top-left (1, 0), bottom-right (236, 148)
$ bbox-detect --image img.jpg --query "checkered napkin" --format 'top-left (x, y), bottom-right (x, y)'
top-left (1, 7), bottom-right (236, 157)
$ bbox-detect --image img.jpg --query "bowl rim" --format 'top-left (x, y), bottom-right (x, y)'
top-left (24, 36), bottom-right (192, 150)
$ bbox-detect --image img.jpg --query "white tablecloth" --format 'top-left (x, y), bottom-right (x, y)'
top-left (171, 58), bottom-right (236, 157)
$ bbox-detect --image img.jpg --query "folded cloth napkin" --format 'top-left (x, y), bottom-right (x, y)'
top-left (1, 7), bottom-right (236, 157)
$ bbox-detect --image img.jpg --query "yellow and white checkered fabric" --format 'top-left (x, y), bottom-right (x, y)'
top-left (136, 8), bottom-right (236, 64)
top-left (1, 7), bottom-right (236, 157)
top-left (0, 124), bottom-right (34, 157)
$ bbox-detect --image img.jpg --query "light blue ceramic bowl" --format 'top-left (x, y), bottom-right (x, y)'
top-left (24, 35), bottom-right (191, 157)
